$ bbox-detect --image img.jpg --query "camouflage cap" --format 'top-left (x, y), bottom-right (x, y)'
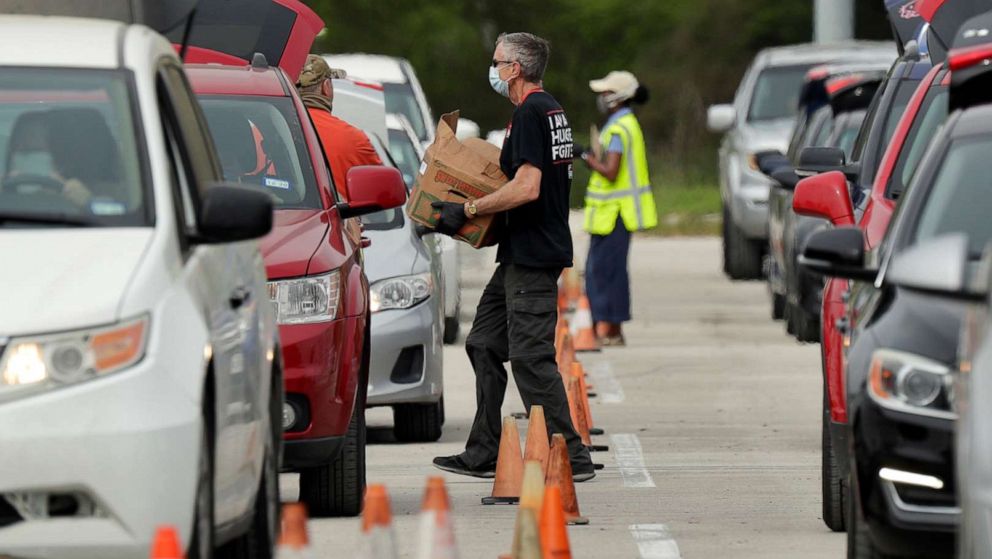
top-left (297, 55), bottom-right (348, 87)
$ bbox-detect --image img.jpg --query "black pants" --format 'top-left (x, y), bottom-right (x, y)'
top-left (461, 264), bottom-right (593, 471)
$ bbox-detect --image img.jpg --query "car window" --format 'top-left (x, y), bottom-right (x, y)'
top-left (383, 83), bottom-right (427, 141)
top-left (810, 110), bottom-right (835, 147)
top-left (387, 128), bottom-right (420, 190)
top-left (747, 65), bottom-right (814, 122)
top-left (0, 68), bottom-right (148, 227)
top-left (914, 136), bottom-right (992, 257)
top-left (887, 88), bottom-right (948, 199)
top-left (881, 81), bottom-right (917, 148)
top-left (831, 110), bottom-right (866, 159)
top-left (361, 132), bottom-right (404, 231)
top-left (199, 96), bottom-right (320, 210)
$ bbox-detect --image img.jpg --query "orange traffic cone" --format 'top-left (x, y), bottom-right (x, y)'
top-left (361, 485), bottom-right (398, 559)
top-left (150, 526), bottom-right (185, 559)
top-left (546, 434), bottom-right (589, 526)
top-left (417, 477), bottom-right (459, 559)
top-left (539, 485), bottom-right (573, 559)
top-left (570, 362), bottom-right (608, 448)
top-left (499, 461), bottom-right (546, 559)
top-left (276, 503), bottom-right (313, 559)
top-left (523, 405), bottom-right (550, 476)
top-left (565, 376), bottom-right (592, 447)
top-left (571, 296), bottom-right (600, 352)
top-left (556, 335), bottom-right (575, 387)
top-left (562, 268), bottom-right (581, 311)
top-left (482, 417), bottom-right (524, 505)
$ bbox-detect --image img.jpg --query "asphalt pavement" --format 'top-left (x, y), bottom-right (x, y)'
top-left (281, 216), bottom-right (843, 558)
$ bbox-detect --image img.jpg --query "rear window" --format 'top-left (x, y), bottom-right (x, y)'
top-left (830, 110), bottom-right (867, 159)
top-left (747, 65), bottom-right (814, 122)
top-left (886, 88), bottom-right (949, 199)
top-left (387, 128), bottom-right (420, 190)
top-left (913, 136), bottom-right (992, 257)
top-left (383, 83), bottom-right (427, 141)
top-left (199, 95), bottom-right (321, 210)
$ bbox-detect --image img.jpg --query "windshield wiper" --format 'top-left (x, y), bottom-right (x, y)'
top-left (0, 210), bottom-right (96, 227)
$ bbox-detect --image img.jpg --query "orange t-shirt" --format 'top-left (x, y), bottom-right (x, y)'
top-left (307, 107), bottom-right (383, 198)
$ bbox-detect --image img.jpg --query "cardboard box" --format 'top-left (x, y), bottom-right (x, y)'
top-left (407, 111), bottom-right (506, 248)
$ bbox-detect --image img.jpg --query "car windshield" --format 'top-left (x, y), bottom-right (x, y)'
top-left (914, 136), bottom-right (992, 257)
top-left (886, 88), bottom-right (949, 199)
top-left (0, 69), bottom-right (147, 227)
top-left (747, 65), bottom-right (814, 122)
top-left (199, 96), bottom-right (321, 210)
top-left (387, 128), bottom-right (420, 190)
top-left (383, 83), bottom-right (427, 142)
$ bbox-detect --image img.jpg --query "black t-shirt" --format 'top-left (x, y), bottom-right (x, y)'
top-left (496, 90), bottom-right (574, 269)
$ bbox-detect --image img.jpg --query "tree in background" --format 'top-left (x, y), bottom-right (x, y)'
top-left (306, 0), bottom-right (891, 187)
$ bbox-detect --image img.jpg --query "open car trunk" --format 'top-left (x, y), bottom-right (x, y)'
top-left (0, 0), bottom-right (197, 33)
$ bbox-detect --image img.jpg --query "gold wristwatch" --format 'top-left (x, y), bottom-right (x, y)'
top-left (466, 201), bottom-right (479, 217)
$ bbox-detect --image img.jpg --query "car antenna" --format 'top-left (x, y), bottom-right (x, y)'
top-left (252, 52), bottom-right (269, 70)
top-left (177, 7), bottom-right (198, 62)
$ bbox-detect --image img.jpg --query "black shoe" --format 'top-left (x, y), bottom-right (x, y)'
top-left (573, 467), bottom-right (596, 482)
top-left (432, 455), bottom-right (496, 478)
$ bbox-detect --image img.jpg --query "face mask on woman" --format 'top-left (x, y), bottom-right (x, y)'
top-left (489, 65), bottom-right (510, 98)
top-left (596, 94), bottom-right (614, 115)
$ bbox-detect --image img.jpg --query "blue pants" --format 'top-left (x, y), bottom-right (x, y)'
top-left (586, 217), bottom-right (632, 324)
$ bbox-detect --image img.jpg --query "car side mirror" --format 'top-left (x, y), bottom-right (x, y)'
top-left (338, 165), bottom-right (407, 219)
top-left (797, 147), bottom-right (846, 176)
top-left (799, 227), bottom-right (876, 281)
top-left (887, 234), bottom-right (986, 299)
top-left (706, 104), bottom-right (736, 133)
top-left (793, 171), bottom-right (856, 227)
top-left (196, 184), bottom-right (273, 243)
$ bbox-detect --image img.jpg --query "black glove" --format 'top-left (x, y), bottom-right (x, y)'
top-left (430, 201), bottom-right (468, 236)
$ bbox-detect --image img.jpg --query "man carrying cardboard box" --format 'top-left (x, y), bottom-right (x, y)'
top-left (431, 32), bottom-right (595, 482)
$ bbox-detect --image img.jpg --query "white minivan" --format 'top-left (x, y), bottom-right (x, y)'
top-left (0, 10), bottom-right (281, 559)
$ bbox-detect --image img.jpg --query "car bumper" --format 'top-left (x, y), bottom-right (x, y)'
top-left (0, 362), bottom-right (200, 559)
top-left (280, 316), bottom-right (363, 459)
top-left (367, 299), bottom-right (443, 406)
top-left (854, 402), bottom-right (958, 556)
top-left (729, 176), bottom-right (770, 240)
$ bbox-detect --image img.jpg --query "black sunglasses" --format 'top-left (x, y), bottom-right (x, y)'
top-left (491, 59), bottom-right (515, 68)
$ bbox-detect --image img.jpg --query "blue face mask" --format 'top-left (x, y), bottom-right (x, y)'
top-left (489, 65), bottom-right (510, 98)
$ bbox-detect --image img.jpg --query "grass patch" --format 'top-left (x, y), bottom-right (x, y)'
top-left (650, 184), bottom-right (722, 236)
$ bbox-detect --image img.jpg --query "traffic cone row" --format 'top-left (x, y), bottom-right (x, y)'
top-left (499, 457), bottom-right (578, 558)
top-left (556, 315), bottom-right (607, 454)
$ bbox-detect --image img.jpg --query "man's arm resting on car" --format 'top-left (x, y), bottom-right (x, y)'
top-left (469, 163), bottom-right (541, 217)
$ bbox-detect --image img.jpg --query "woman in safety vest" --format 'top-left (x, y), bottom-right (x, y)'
top-left (578, 70), bottom-right (657, 346)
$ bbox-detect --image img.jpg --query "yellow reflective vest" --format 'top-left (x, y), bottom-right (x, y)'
top-left (583, 112), bottom-right (657, 235)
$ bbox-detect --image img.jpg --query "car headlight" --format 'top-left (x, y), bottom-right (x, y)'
top-left (370, 273), bottom-right (432, 313)
top-left (0, 315), bottom-right (148, 399)
top-left (868, 349), bottom-right (956, 419)
top-left (268, 271), bottom-right (341, 325)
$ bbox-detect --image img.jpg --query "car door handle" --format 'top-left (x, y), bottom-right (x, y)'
top-left (229, 286), bottom-right (251, 309)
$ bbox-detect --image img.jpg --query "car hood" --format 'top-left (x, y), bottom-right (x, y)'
top-left (739, 118), bottom-right (795, 153)
top-left (0, 228), bottom-right (152, 336)
top-left (262, 209), bottom-right (328, 279)
top-left (362, 223), bottom-right (424, 283)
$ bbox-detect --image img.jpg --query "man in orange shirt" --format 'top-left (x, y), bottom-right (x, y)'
top-left (297, 55), bottom-right (381, 197)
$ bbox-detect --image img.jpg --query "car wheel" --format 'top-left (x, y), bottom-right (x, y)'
top-left (771, 291), bottom-right (786, 321)
top-left (847, 475), bottom-right (886, 559)
top-left (724, 211), bottom-right (762, 280)
top-left (785, 303), bottom-right (798, 336)
top-left (822, 401), bottom-right (845, 532)
top-left (794, 305), bottom-right (820, 343)
top-left (443, 315), bottom-right (460, 345)
top-left (188, 422), bottom-right (214, 559)
top-left (392, 400), bottom-right (443, 442)
top-left (299, 404), bottom-right (366, 517)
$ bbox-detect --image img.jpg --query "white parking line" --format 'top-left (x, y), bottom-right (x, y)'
top-left (587, 360), bottom-right (624, 403)
top-left (611, 433), bottom-right (655, 488)
top-left (630, 524), bottom-right (682, 559)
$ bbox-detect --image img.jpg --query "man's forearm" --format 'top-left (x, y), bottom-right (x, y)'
top-left (470, 164), bottom-right (542, 217)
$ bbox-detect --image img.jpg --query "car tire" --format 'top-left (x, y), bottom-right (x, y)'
top-left (723, 209), bottom-right (763, 280)
top-left (794, 305), bottom-right (820, 343)
top-left (188, 420), bottom-right (214, 559)
top-left (785, 303), bottom-right (798, 336)
top-left (847, 474), bottom-right (888, 559)
top-left (299, 403), bottom-right (366, 517)
top-left (822, 402), bottom-right (846, 532)
top-left (443, 314), bottom-right (460, 345)
top-left (771, 291), bottom-right (786, 321)
top-left (393, 400), bottom-right (443, 443)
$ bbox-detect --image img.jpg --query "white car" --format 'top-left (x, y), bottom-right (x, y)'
top-left (325, 53), bottom-right (462, 344)
top-left (0, 13), bottom-right (280, 559)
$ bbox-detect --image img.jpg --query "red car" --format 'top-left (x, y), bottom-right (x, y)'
top-left (181, 0), bottom-right (406, 517)
top-left (794, 57), bottom-right (949, 530)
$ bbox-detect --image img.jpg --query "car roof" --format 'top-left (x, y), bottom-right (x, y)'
top-left (758, 41), bottom-right (897, 67)
top-left (323, 53), bottom-right (407, 84)
top-left (0, 15), bottom-right (126, 68)
top-left (951, 103), bottom-right (992, 138)
top-left (186, 63), bottom-right (289, 97)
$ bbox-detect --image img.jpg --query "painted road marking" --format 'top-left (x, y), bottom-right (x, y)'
top-left (611, 433), bottom-right (655, 488)
top-left (587, 360), bottom-right (624, 403)
top-left (630, 524), bottom-right (682, 559)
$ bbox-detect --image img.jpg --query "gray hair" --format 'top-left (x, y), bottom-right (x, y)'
top-left (497, 32), bottom-right (550, 83)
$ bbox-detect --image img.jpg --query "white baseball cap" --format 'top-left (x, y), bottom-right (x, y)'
top-left (589, 70), bottom-right (639, 102)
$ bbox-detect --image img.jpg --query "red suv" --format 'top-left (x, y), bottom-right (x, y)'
top-left (180, 0), bottom-right (406, 517)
